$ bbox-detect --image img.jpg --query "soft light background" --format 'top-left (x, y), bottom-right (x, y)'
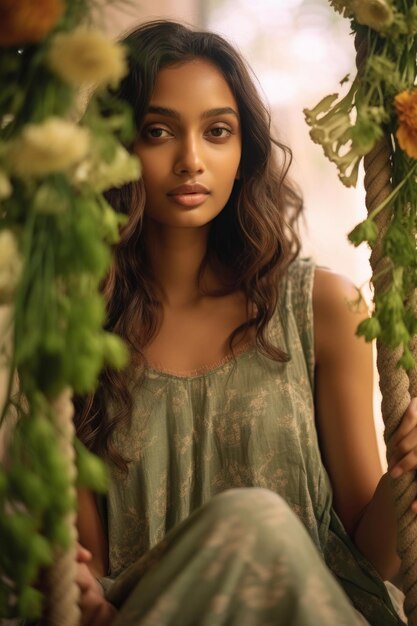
top-left (102, 0), bottom-right (385, 464)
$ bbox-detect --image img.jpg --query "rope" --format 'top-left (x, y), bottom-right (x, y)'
top-left (356, 32), bottom-right (417, 624)
top-left (409, 334), bottom-right (417, 398)
top-left (39, 389), bottom-right (80, 626)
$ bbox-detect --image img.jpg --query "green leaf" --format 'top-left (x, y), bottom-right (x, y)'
top-left (397, 348), bottom-right (416, 370)
top-left (8, 468), bottom-right (50, 514)
top-left (356, 316), bottom-right (381, 342)
top-left (101, 332), bottom-right (129, 370)
top-left (17, 586), bottom-right (43, 620)
top-left (75, 438), bottom-right (108, 493)
top-left (348, 219), bottom-right (378, 246)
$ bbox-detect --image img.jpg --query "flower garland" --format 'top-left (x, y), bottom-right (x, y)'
top-left (0, 0), bottom-right (139, 620)
top-left (304, 0), bottom-right (417, 369)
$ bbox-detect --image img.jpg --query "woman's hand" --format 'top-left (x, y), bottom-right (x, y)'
top-left (76, 543), bottom-right (117, 626)
top-left (388, 397), bottom-right (417, 510)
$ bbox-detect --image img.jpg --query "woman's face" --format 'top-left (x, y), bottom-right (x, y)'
top-left (135, 58), bottom-right (242, 230)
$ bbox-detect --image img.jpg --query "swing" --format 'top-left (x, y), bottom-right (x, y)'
top-left (355, 30), bottom-right (417, 624)
top-left (1, 2), bottom-right (417, 625)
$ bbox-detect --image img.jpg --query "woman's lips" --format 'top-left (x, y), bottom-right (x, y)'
top-left (167, 192), bottom-right (209, 207)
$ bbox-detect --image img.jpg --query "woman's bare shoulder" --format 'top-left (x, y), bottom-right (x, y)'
top-left (312, 266), bottom-right (368, 362)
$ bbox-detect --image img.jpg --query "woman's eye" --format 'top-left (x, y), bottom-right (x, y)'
top-left (208, 126), bottom-right (231, 138)
top-left (144, 127), bottom-right (171, 139)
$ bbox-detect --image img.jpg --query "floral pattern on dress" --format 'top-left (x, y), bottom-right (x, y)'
top-left (102, 259), bottom-right (405, 626)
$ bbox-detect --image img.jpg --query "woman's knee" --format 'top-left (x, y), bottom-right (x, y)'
top-left (201, 488), bottom-right (309, 552)
top-left (204, 488), bottom-right (296, 524)
top-left (197, 488), bottom-right (326, 590)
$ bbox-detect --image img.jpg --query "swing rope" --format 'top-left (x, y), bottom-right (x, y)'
top-left (39, 391), bottom-right (80, 626)
top-left (356, 31), bottom-right (417, 624)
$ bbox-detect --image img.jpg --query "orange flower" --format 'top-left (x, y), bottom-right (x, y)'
top-left (0, 0), bottom-right (64, 47)
top-left (394, 90), bottom-right (417, 159)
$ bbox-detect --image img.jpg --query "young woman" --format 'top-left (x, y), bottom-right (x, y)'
top-left (74, 19), bottom-right (416, 626)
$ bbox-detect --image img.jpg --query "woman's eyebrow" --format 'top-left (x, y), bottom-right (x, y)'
top-left (146, 105), bottom-right (239, 120)
top-left (201, 107), bottom-right (239, 120)
top-left (147, 105), bottom-right (180, 119)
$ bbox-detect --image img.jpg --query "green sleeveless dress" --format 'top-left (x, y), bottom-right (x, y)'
top-left (100, 258), bottom-right (405, 626)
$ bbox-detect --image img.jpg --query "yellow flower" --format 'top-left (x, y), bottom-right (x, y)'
top-left (47, 29), bottom-right (128, 89)
top-left (0, 229), bottom-right (22, 304)
top-left (394, 91), bottom-right (417, 159)
top-left (351, 0), bottom-right (394, 32)
top-left (0, 0), bottom-right (64, 47)
top-left (9, 117), bottom-right (89, 178)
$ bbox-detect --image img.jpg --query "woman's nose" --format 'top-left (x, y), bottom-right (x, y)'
top-left (174, 136), bottom-right (205, 175)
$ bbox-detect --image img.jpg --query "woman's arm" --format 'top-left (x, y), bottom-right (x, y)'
top-left (313, 267), bottom-right (400, 580)
top-left (77, 487), bottom-right (109, 577)
top-left (76, 543), bottom-right (117, 626)
top-left (76, 488), bottom-right (116, 625)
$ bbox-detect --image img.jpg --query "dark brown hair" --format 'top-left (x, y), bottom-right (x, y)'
top-left (74, 20), bottom-right (303, 471)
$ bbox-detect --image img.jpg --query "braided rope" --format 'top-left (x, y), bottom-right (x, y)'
top-left (356, 32), bottom-right (417, 624)
top-left (39, 389), bottom-right (80, 626)
top-left (409, 334), bottom-right (417, 398)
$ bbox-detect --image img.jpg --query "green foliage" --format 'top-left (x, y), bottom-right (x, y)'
top-left (306, 0), bottom-right (417, 368)
top-left (75, 438), bottom-right (109, 493)
top-left (0, 0), bottom-right (139, 619)
top-left (348, 218), bottom-right (378, 246)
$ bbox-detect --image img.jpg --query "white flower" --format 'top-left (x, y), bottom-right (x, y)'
top-left (0, 229), bottom-right (23, 305)
top-left (351, 0), bottom-right (394, 31)
top-left (74, 146), bottom-right (140, 192)
top-left (0, 170), bottom-right (11, 199)
top-left (47, 28), bottom-right (128, 89)
top-left (9, 117), bottom-right (89, 178)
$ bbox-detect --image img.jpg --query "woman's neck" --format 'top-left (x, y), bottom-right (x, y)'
top-left (144, 221), bottom-right (219, 307)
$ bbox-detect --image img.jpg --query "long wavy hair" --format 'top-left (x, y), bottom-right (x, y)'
top-left (74, 20), bottom-right (304, 471)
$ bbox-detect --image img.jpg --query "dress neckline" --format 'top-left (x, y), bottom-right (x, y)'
top-left (145, 341), bottom-right (256, 380)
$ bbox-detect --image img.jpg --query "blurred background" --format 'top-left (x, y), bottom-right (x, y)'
top-left (102, 0), bottom-right (385, 461)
